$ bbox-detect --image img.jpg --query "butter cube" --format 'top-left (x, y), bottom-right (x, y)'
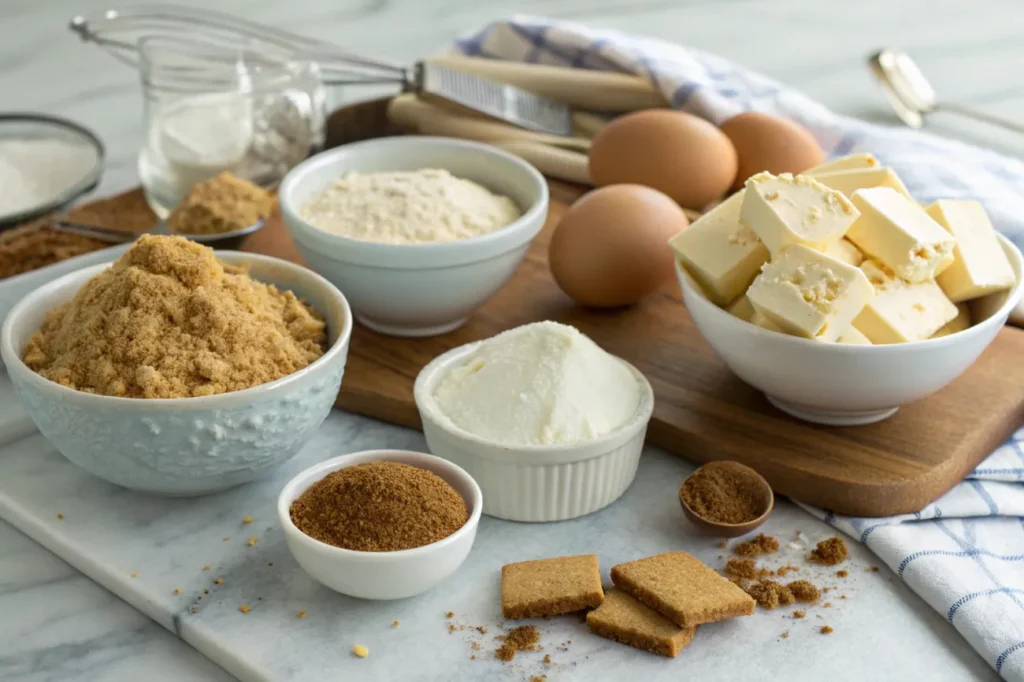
top-left (811, 168), bottom-right (913, 201)
top-left (741, 172), bottom-right (859, 257)
top-left (847, 188), bottom-right (955, 283)
top-left (669, 192), bottom-right (769, 305)
top-left (727, 294), bottom-right (756, 322)
top-left (853, 260), bottom-right (958, 343)
top-left (838, 326), bottom-right (872, 345)
top-left (925, 200), bottom-right (1016, 302)
top-left (824, 238), bottom-right (864, 267)
top-left (747, 244), bottom-right (873, 342)
top-left (751, 310), bottom-right (784, 332)
top-left (931, 303), bottom-right (971, 338)
top-left (806, 153), bottom-right (880, 175)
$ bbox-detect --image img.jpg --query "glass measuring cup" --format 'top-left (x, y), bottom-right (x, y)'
top-left (136, 35), bottom-right (326, 218)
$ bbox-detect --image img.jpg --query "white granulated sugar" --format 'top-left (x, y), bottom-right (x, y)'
top-left (432, 321), bottom-right (642, 446)
top-left (299, 168), bottom-right (522, 244)
top-left (0, 138), bottom-right (98, 219)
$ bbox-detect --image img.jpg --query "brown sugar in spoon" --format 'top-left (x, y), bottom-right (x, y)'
top-left (679, 461), bottom-right (774, 538)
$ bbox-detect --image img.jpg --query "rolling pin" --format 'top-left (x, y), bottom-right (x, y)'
top-left (426, 55), bottom-right (667, 112)
top-left (387, 94), bottom-right (592, 151)
top-left (493, 141), bottom-right (592, 186)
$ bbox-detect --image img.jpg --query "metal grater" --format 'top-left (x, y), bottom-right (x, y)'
top-left (414, 62), bottom-right (572, 136)
top-left (70, 6), bottom-right (575, 137)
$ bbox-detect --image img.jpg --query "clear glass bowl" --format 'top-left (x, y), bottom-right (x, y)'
top-left (136, 35), bottom-right (326, 218)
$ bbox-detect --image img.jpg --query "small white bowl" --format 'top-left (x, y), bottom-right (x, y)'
top-left (413, 341), bottom-right (655, 522)
top-left (0, 252), bottom-right (353, 495)
top-left (278, 136), bottom-right (548, 337)
top-left (676, 234), bottom-right (1024, 426)
top-left (277, 449), bottom-right (482, 600)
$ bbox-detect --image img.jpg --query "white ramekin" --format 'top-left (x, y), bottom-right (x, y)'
top-left (277, 449), bottom-right (482, 600)
top-left (413, 341), bottom-right (655, 522)
top-left (278, 136), bottom-right (549, 338)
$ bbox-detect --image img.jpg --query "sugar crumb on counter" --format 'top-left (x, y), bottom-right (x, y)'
top-left (836, 570), bottom-right (848, 578)
top-left (352, 644), bottom-right (369, 658)
top-left (392, 620), bottom-right (400, 627)
top-left (172, 588), bottom-right (181, 595)
top-left (242, 516), bottom-right (254, 525)
top-left (223, 537), bottom-right (231, 542)
top-left (202, 565), bottom-right (210, 571)
top-left (247, 535), bottom-right (258, 547)
top-left (130, 572), bottom-right (139, 578)
top-left (820, 625), bottom-right (834, 634)
top-left (214, 577), bottom-right (224, 585)
top-left (56, 513), bottom-right (64, 519)
top-left (297, 611), bottom-right (308, 618)
top-left (239, 604), bottom-right (251, 614)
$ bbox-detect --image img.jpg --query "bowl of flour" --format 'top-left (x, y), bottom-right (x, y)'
top-left (0, 114), bottom-right (104, 228)
top-left (278, 136), bottom-right (548, 337)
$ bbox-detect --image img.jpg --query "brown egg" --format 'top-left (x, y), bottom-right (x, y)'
top-left (588, 110), bottom-right (737, 210)
top-left (549, 184), bottom-right (689, 308)
top-left (720, 111), bottom-right (824, 190)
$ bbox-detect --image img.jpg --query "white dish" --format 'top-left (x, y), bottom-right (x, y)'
top-left (0, 252), bottom-right (353, 495)
top-left (413, 341), bottom-right (655, 522)
top-left (276, 449), bottom-right (482, 600)
top-left (278, 136), bottom-right (548, 337)
top-left (676, 234), bottom-right (1024, 425)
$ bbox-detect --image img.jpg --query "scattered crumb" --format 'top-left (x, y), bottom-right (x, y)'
top-left (470, 655), bottom-right (476, 660)
top-left (197, 596), bottom-right (202, 601)
top-left (56, 513), bottom-right (64, 520)
top-left (471, 642), bottom-right (481, 651)
top-left (496, 625), bottom-right (540, 662)
top-left (724, 557), bottom-right (772, 582)
top-left (242, 516), bottom-right (253, 525)
top-left (446, 611), bottom-right (454, 618)
top-left (823, 587), bottom-right (831, 593)
top-left (788, 580), bottom-right (821, 603)
top-left (793, 610), bottom-right (806, 619)
top-left (776, 565), bottom-right (799, 577)
top-left (808, 537), bottom-right (848, 566)
top-left (172, 588), bottom-right (181, 595)
top-left (392, 620), bottom-right (400, 627)
top-left (247, 536), bottom-right (258, 547)
top-left (820, 625), bottom-right (834, 634)
top-left (530, 676), bottom-right (548, 682)
top-left (734, 534), bottom-right (780, 557)
top-left (268, 563), bottom-right (273, 567)
top-left (449, 624), bottom-right (457, 634)
top-left (257, 597), bottom-right (262, 601)
top-left (840, 595), bottom-right (847, 600)
top-left (869, 565), bottom-right (880, 572)
top-left (823, 602), bottom-right (832, 608)
top-left (189, 607), bottom-right (197, 614)
top-left (717, 540), bottom-right (727, 548)
top-left (836, 570), bottom-right (848, 578)
top-left (745, 580), bottom-right (795, 609)
top-left (353, 644), bottom-right (369, 658)
top-left (130, 572), bottom-right (139, 578)
top-left (297, 611), bottom-right (308, 618)
top-left (477, 626), bottom-right (488, 634)
top-left (780, 631), bottom-right (789, 639)
top-left (543, 654), bottom-right (552, 664)
top-left (214, 578), bottom-right (224, 585)
top-left (239, 605), bottom-right (251, 613)
top-left (223, 537), bottom-right (230, 542)
top-left (202, 565), bottom-right (210, 571)
top-left (203, 589), bottom-right (209, 595)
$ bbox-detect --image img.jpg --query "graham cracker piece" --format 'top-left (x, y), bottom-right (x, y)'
top-left (586, 589), bottom-right (696, 658)
top-left (502, 554), bottom-right (604, 619)
top-left (611, 551), bottom-right (754, 627)
top-left (64, 188), bottom-right (157, 234)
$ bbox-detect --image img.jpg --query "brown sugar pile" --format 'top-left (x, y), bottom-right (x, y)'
top-left (734, 533), bottom-right (780, 557)
top-left (787, 580), bottom-right (821, 603)
top-left (289, 461), bottom-right (469, 552)
top-left (0, 219), bottom-right (109, 279)
top-left (496, 625), bottom-right (540, 662)
top-left (744, 580), bottom-right (794, 610)
top-left (809, 537), bottom-right (849, 566)
top-left (22, 235), bottom-right (326, 398)
top-left (168, 172), bottom-right (274, 235)
top-left (679, 462), bottom-right (767, 524)
top-left (723, 558), bottom-right (771, 583)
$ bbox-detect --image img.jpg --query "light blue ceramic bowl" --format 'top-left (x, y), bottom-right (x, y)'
top-left (0, 252), bottom-right (352, 496)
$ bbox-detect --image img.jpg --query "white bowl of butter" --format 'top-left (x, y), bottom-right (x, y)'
top-left (413, 321), bottom-right (655, 522)
top-left (278, 136), bottom-right (548, 337)
top-left (672, 155), bottom-right (1024, 426)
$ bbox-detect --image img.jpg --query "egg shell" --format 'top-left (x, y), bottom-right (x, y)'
top-left (720, 112), bottom-right (824, 190)
top-left (549, 184), bottom-right (689, 308)
top-left (588, 110), bottom-right (737, 210)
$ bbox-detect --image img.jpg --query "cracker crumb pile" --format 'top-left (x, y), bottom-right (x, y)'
top-left (22, 235), bottom-right (326, 398)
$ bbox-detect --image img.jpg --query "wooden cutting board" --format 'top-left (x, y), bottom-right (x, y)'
top-left (239, 100), bottom-right (1024, 518)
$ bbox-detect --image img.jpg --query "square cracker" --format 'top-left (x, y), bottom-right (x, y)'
top-left (502, 554), bottom-right (604, 619)
top-left (587, 589), bottom-right (697, 658)
top-left (611, 551), bottom-right (754, 627)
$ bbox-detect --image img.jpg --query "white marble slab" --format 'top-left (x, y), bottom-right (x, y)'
top-left (0, 414), bottom-right (998, 682)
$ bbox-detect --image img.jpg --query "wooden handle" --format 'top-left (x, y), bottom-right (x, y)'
top-left (425, 55), bottom-right (667, 112)
top-left (493, 141), bottom-right (591, 186)
top-left (387, 94), bottom-right (592, 151)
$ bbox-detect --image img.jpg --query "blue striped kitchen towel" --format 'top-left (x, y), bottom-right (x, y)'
top-left (453, 17), bottom-right (1024, 681)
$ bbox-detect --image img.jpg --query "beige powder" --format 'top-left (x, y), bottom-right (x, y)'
top-left (23, 235), bottom-right (326, 398)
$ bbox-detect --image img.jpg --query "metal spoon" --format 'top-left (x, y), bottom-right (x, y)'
top-left (868, 49), bottom-right (1024, 134)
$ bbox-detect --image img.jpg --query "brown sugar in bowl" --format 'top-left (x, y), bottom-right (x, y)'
top-left (679, 461), bottom-right (774, 537)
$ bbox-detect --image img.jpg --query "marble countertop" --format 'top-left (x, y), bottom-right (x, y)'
top-left (2, 0), bottom-right (1023, 680)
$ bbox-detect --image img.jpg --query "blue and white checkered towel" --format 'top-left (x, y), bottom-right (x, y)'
top-left (454, 17), bottom-right (1024, 681)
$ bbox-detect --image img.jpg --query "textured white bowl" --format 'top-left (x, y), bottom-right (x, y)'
top-left (278, 136), bottom-right (548, 337)
top-left (277, 449), bottom-right (482, 600)
top-left (413, 341), bottom-right (655, 522)
top-left (0, 252), bottom-right (353, 495)
top-left (676, 234), bottom-right (1024, 425)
